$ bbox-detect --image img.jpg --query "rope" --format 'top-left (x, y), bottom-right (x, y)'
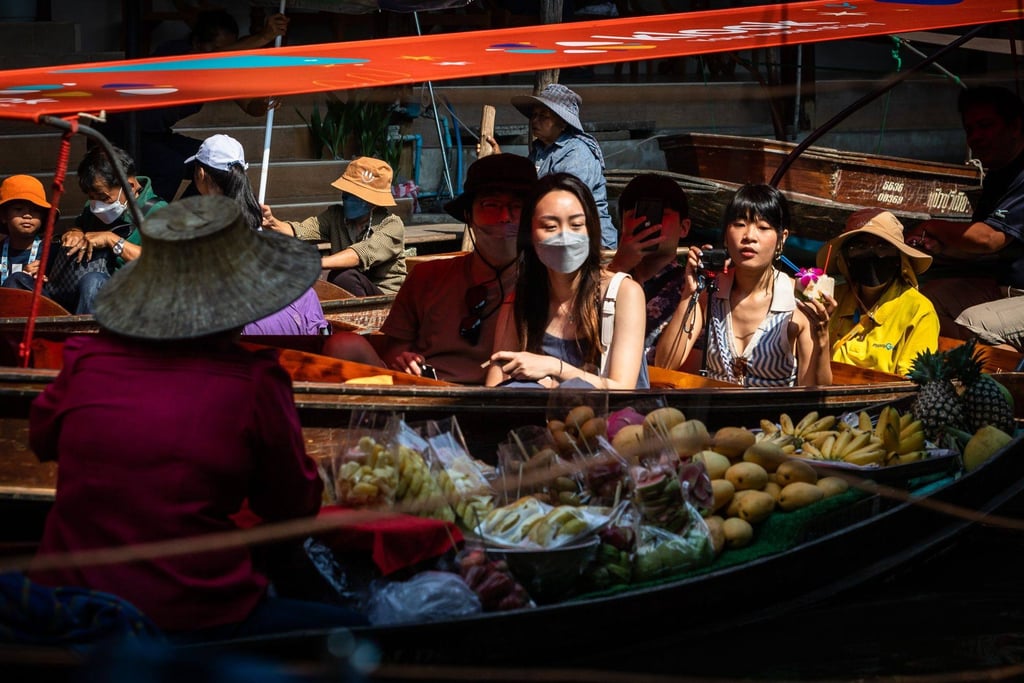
top-left (18, 117), bottom-right (78, 368)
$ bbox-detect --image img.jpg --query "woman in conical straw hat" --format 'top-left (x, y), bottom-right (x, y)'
top-left (30, 196), bottom-right (368, 638)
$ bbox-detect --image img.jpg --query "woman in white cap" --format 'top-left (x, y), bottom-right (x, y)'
top-left (487, 83), bottom-right (617, 249)
top-left (188, 134), bottom-right (328, 336)
top-left (262, 156), bottom-right (406, 296)
top-left (29, 196), bottom-right (367, 639)
top-left (820, 208), bottom-right (939, 377)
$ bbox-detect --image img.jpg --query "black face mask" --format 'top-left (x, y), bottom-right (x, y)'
top-left (846, 255), bottom-right (900, 287)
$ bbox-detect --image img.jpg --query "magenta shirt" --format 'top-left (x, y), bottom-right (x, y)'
top-left (29, 334), bottom-right (322, 632)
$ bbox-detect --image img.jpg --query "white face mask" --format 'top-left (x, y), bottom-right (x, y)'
top-left (535, 230), bottom-right (590, 274)
top-left (473, 222), bottom-right (519, 265)
top-left (89, 188), bottom-right (126, 225)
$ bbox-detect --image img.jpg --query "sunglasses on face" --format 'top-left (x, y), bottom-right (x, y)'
top-left (459, 283), bottom-right (488, 346)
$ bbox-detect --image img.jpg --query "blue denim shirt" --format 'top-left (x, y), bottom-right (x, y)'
top-left (531, 131), bottom-right (617, 249)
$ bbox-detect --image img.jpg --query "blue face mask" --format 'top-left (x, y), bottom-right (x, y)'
top-left (535, 231), bottom-right (590, 274)
top-left (343, 195), bottom-right (370, 221)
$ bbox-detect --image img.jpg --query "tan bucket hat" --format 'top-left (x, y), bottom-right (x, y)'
top-left (94, 195), bottom-right (321, 340)
top-left (817, 209), bottom-right (932, 276)
top-left (330, 156), bottom-right (396, 207)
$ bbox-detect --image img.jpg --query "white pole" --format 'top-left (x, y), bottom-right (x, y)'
top-left (257, 0), bottom-right (286, 205)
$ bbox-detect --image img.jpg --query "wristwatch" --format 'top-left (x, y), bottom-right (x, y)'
top-left (112, 238), bottom-right (126, 256)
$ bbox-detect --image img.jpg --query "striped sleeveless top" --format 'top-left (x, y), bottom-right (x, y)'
top-left (705, 269), bottom-right (798, 387)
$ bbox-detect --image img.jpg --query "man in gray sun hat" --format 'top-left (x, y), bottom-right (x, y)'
top-left (486, 83), bottom-right (617, 249)
top-left (379, 153), bottom-right (537, 383)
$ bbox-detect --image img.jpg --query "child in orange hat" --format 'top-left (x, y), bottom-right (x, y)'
top-left (0, 175), bottom-right (51, 288)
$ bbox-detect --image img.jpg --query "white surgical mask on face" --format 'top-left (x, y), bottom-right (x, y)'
top-left (89, 188), bottom-right (125, 225)
top-left (535, 230), bottom-right (590, 274)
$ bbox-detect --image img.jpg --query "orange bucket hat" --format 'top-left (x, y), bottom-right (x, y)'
top-left (0, 174), bottom-right (51, 211)
top-left (330, 157), bottom-right (396, 207)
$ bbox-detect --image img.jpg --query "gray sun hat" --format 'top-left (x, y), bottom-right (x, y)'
top-left (93, 195), bottom-right (321, 340)
top-left (511, 83), bottom-right (584, 132)
top-left (444, 153), bottom-right (537, 221)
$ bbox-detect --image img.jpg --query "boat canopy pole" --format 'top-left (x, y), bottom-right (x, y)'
top-left (892, 36), bottom-right (967, 89)
top-left (257, 0), bottom-right (287, 205)
top-left (412, 11), bottom-right (455, 202)
top-left (770, 24), bottom-right (987, 188)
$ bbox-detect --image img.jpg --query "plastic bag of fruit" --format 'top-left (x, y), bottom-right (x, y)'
top-left (583, 501), bottom-right (641, 590)
top-left (388, 418), bottom-right (455, 522)
top-left (632, 504), bottom-right (714, 583)
top-left (575, 435), bottom-right (630, 508)
top-left (426, 417), bottom-right (497, 531)
top-left (367, 570), bottom-right (483, 625)
top-left (334, 411), bottom-right (399, 508)
top-left (497, 425), bottom-right (564, 506)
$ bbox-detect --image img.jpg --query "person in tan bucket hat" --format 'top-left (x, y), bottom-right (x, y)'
top-left (262, 156), bottom-right (406, 296)
top-left (817, 208), bottom-right (939, 377)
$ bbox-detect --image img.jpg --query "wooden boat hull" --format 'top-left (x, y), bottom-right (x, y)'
top-left (654, 133), bottom-right (982, 242)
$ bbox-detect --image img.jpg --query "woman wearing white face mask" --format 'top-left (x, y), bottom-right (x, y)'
top-left (485, 173), bottom-right (648, 389)
top-left (50, 145), bottom-right (167, 314)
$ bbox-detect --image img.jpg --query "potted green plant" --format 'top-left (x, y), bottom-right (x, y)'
top-left (299, 93), bottom-right (402, 168)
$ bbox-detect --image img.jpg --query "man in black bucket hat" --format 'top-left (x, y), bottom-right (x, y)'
top-left (380, 153), bottom-right (537, 383)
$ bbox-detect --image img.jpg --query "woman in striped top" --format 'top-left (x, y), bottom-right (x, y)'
top-left (656, 184), bottom-right (834, 387)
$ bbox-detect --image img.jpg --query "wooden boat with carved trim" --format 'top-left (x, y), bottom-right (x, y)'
top-left (653, 132), bottom-right (983, 242)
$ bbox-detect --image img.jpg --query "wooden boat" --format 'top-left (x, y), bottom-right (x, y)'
top-left (654, 132), bottom-right (983, 242)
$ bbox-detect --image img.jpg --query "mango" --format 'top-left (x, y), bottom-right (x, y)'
top-left (722, 517), bottom-right (754, 548)
top-left (693, 450), bottom-right (731, 480)
top-left (816, 476), bottom-right (849, 498)
top-left (705, 516), bottom-right (726, 556)
top-left (643, 406), bottom-right (686, 434)
top-left (776, 458), bottom-right (818, 486)
top-left (725, 461), bottom-right (769, 492)
top-left (737, 490), bottom-right (775, 524)
top-left (963, 425), bottom-right (1014, 472)
top-left (565, 405), bottom-right (596, 433)
top-left (725, 489), bottom-right (758, 518)
top-left (668, 419), bottom-right (711, 457)
top-left (778, 481), bottom-right (825, 511)
top-left (763, 480), bottom-right (782, 501)
top-left (578, 416), bottom-right (608, 448)
top-left (742, 441), bottom-right (788, 473)
top-left (712, 426), bottom-right (757, 459)
top-left (710, 478), bottom-right (735, 513)
top-left (610, 424), bottom-right (646, 462)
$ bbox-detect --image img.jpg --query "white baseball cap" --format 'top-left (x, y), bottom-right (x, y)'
top-left (185, 134), bottom-right (249, 171)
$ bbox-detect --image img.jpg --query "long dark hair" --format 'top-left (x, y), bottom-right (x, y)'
top-left (197, 162), bottom-right (262, 231)
top-left (514, 172), bottom-right (603, 367)
top-left (721, 183), bottom-right (789, 241)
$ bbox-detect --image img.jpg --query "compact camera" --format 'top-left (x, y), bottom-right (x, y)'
top-left (699, 248), bottom-right (729, 274)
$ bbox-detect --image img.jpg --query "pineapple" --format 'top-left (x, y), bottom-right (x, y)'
top-left (947, 339), bottom-right (1016, 434)
top-left (908, 349), bottom-right (967, 447)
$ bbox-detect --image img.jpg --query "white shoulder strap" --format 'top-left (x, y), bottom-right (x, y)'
top-left (599, 271), bottom-right (631, 376)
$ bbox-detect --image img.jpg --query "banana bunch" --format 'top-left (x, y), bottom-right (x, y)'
top-left (801, 427), bottom-right (886, 465)
top-left (395, 444), bottom-right (455, 522)
top-left (336, 436), bottom-right (398, 506)
top-left (758, 411), bottom-right (836, 449)
top-left (438, 457), bottom-right (495, 530)
top-left (870, 406), bottom-right (928, 466)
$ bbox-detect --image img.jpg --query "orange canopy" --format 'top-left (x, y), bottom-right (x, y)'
top-left (0, 0), bottom-right (1019, 122)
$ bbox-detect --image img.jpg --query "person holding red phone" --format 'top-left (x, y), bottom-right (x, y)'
top-left (610, 173), bottom-right (693, 363)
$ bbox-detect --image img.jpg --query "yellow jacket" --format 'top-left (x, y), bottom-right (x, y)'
top-left (829, 280), bottom-right (939, 378)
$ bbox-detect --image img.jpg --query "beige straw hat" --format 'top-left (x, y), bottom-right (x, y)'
top-left (816, 209), bottom-right (932, 275)
top-left (94, 195), bottom-right (321, 340)
top-left (330, 156), bottom-right (396, 207)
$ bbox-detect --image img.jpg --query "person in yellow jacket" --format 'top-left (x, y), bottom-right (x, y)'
top-left (817, 209), bottom-right (939, 377)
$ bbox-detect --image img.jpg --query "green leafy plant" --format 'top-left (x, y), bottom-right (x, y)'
top-left (299, 93), bottom-right (401, 168)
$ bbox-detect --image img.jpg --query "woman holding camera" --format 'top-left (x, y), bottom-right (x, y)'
top-left (657, 184), bottom-right (833, 386)
top-left (484, 173), bottom-right (648, 389)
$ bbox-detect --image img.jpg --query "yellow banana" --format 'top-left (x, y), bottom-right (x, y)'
top-left (893, 450), bottom-right (926, 464)
top-left (832, 430), bottom-right (853, 458)
top-left (897, 429), bottom-right (926, 455)
top-left (840, 430), bottom-right (871, 457)
top-left (899, 412), bottom-right (913, 430)
top-left (900, 419), bottom-right (924, 440)
top-left (795, 411), bottom-right (819, 434)
top-left (874, 406), bottom-right (892, 441)
top-left (781, 443), bottom-right (797, 455)
top-left (882, 419), bottom-right (901, 455)
top-left (780, 413), bottom-right (795, 435)
top-left (760, 419), bottom-right (779, 435)
top-left (805, 430), bottom-right (838, 446)
top-left (820, 434), bottom-right (837, 460)
top-left (858, 411), bottom-right (873, 432)
top-left (844, 446), bottom-right (886, 466)
top-left (802, 415), bottom-right (838, 435)
top-left (801, 441), bottom-right (824, 459)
